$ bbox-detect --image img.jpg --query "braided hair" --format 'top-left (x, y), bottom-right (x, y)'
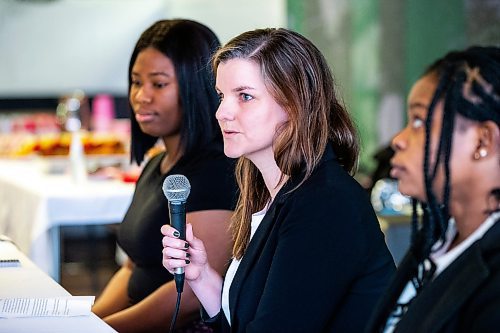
top-left (410, 46), bottom-right (500, 287)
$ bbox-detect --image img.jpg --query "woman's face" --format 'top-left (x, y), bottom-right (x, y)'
top-left (390, 74), bottom-right (478, 203)
top-left (129, 47), bottom-right (182, 139)
top-left (215, 59), bottom-right (289, 163)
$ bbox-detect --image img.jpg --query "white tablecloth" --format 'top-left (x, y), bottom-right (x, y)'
top-left (0, 159), bottom-right (134, 279)
top-left (0, 239), bottom-right (117, 332)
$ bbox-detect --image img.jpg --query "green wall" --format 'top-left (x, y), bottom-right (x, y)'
top-left (286, 0), bottom-right (498, 178)
top-left (287, 0), bottom-right (381, 174)
top-left (350, 0), bottom-right (380, 173)
top-left (405, 0), bottom-right (466, 91)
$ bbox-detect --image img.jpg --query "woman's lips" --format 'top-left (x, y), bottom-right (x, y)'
top-left (222, 129), bottom-right (239, 138)
top-left (389, 163), bottom-right (405, 178)
top-left (135, 112), bottom-right (155, 123)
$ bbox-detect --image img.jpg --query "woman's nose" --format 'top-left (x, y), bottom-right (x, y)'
top-left (391, 128), bottom-right (407, 151)
top-left (215, 101), bottom-right (234, 121)
top-left (135, 86), bottom-right (152, 104)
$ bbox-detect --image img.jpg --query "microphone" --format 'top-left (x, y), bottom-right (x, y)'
top-left (162, 174), bottom-right (191, 293)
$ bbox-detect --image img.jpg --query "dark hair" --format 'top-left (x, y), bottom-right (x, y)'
top-left (212, 28), bottom-right (359, 258)
top-left (128, 19), bottom-right (221, 164)
top-left (410, 46), bottom-right (500, 286)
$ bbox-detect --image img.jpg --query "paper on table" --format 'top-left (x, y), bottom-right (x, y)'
top-left (0, 259), bottom-right (21, 268)
top-left (0, 296), bottom-right (95, 318)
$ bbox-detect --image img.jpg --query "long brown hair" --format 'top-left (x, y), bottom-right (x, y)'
top-left (213, 28), bottom-right (359, 258)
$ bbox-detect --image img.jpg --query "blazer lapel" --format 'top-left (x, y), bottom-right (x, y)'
top-left (228, 200), bottom-right (279, 323)
top-left (228, 174), bottom-right (300, 325)
top-left (366, 249), bottom-right (420, 332)
top-left (227, 144), bottom-right (338, 326)
top-left (395, 243), bottom-right (490, 333)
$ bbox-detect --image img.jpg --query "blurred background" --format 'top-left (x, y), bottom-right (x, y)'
top-left (0, 0), bottom-right (499, 295)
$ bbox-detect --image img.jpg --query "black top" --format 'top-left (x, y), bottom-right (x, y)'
top-left (118, 143), bottom-right (237, 304)
top-left (365, 213), bottom-right (500, 333)
top-left (204, 143), bottom-right (396, 332)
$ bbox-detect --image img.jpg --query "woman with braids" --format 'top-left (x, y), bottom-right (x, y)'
top-left (161, 28), bottom-right (395, 332)
top-left (366, 46), bottom-right (500, 333)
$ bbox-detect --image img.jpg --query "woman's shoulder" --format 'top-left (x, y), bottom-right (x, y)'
top-left (445, 238), bottom-right (500, 330)
top-left (134, 151), bottom-right (165, 183)
top-left (293, 158), bottom-right (370, 206)
top-left (276, 158), bottom-right (379, 237)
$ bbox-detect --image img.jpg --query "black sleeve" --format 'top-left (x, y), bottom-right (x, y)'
top-left (200, 305), bottom-right (233, 332)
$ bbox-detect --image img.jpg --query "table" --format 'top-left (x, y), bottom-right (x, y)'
top-left (0, 158), bottom-right (134, 281)
top-left (0, 238), bottom-right (117, 333)
top-left (378, 213), bottom-right (412, 265)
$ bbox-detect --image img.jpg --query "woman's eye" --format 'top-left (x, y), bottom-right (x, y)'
top-left (240, 93), bottom-right (253, 102)
top-left (154, 82), bottom-right (168, 88)
top-left (217, 93), bottom-right (224, 103)
top-left (131, 80), bottom-right (141, 86)
top-left (411, 118), bottom-right (424, 129)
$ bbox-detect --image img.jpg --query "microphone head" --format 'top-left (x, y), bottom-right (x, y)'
top-left (162, 174), bottom-right (191, 203)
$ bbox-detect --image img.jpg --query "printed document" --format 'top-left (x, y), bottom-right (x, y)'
top-left (0, 297), bottom-right (95, 318)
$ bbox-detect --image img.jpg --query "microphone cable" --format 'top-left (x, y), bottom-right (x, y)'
top-left (169, 290), bottom-right (182, 333)
top-left (169, 273), bottom-right (185, 333)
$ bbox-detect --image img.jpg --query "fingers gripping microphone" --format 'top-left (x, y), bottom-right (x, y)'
top-left (162, 174), bottom-right (191, 293)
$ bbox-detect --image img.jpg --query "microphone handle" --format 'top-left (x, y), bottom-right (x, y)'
top-left (168, 201), bottom-right (186, 293)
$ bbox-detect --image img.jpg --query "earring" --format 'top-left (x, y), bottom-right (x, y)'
top-left (473, 148), bottom-right (488, 160)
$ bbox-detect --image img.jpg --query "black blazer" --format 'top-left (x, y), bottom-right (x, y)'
top-left (365, 214), bottom-right (500, 333)
top-left (205, 144), bottom-right (395, 332)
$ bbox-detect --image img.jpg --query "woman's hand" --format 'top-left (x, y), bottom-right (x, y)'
top-left (161, 223), bottom-right (209, 282)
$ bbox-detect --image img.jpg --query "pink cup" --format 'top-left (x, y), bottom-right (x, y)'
top-left (92, 94), bottom-right (115, 132)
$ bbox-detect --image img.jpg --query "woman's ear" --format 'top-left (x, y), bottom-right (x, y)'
top-left (473, 121), bottom-right (500, 160)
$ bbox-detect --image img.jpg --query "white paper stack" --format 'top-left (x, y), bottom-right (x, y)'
top-left (0, 296), bottom-right (95, 318)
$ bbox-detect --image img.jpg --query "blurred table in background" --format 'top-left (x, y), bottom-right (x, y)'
top-left (371, 178), bottom-right (412, 265)
top-left (0, 237), bottom-right (117, 332)
top-left (0, 158), bottom-right (134, 281)
top-left (378, 214), bottom-right (412, 265)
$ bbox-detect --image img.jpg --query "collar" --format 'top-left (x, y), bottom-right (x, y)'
top-left (431, 212), bottom-right (500, 276)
